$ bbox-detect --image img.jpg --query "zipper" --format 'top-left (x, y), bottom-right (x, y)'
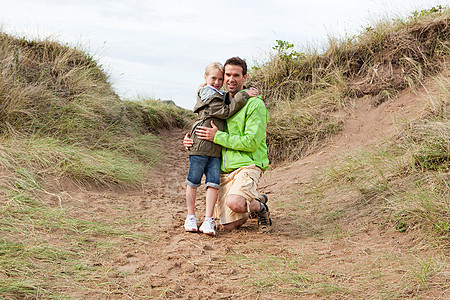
top-left (223, 148), bottom-right (229, 172)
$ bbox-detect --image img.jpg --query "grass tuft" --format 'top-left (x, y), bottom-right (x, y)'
top-left (303, 71), bottom-right (449, 243)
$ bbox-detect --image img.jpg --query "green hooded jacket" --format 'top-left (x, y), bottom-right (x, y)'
top-left (213, 93), bottom-right (269, 172)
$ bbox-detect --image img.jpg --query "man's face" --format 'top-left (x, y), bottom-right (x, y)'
top-left (224, 64), bottom-right (247, 96)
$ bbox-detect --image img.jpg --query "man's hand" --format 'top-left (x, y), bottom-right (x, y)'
top-left (196, 121), bottom-right (218, 141)
top-left (183, 132), bottom-right (194, 150)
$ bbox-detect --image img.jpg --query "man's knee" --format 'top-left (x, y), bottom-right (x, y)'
top-left (225, 194), bottom-right (246, 213)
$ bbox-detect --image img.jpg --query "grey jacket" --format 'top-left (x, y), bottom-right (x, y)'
top-left (188, 86), bottom-right (249, 157)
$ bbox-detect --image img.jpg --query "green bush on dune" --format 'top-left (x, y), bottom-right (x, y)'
top-left (0, 33), bottom-right (193, 188)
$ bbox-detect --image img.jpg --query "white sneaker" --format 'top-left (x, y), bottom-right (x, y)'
top-left (199, 218), bottom-right (216, 236)
top-left (184, 215), bottom-right (198, 232)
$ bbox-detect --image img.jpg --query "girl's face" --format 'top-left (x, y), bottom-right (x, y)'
top-left (204, 69), bottom-right (224, 90)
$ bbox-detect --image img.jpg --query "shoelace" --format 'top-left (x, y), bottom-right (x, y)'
top-left (186, 216), bottom-right (198, 225)
top-left (258, 210), bottom-right (269, 226)
top-left (260, 215), bottom-right (268, 225)
top-left (208, 217), bottom-right (216, 229)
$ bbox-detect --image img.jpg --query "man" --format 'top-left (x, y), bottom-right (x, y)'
top-left (184, 57), bottom-right (271, 233)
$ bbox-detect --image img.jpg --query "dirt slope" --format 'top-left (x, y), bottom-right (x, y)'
top-left (35, 79), bottom-right (448, 299)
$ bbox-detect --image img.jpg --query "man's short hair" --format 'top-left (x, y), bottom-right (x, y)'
top-left (224, 57), bottom-right (247, 76)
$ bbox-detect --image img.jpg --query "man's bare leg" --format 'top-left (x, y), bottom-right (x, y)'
top-left (221, 194), bottom-right (261, 230)
top-left (222, 214), bottom-right (249, 230)
top-left (225, 194), bottom-right (260, 213)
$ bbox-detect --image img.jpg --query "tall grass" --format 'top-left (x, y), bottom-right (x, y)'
top-left (0, 33), bottom-right (193, 140)
top-left (0, 32), bottom-right (193, 187)
top-left (306, 72), bottom-right (449, 242)
top-left (249, 6), bottom-right (450, 162)
top-left (0, 33), bottom-right (192, 297)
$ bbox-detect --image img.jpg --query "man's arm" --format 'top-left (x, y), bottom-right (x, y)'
top-left (196, 99), bottom-right (267, 152)
top-left (183, 132), bottom-right (193, 150)
top-left (184, 89), bottom-right (259, 149)
top-left (214, 100), bottom-right (267, 152)
top-left (207, 92), bottom-right (248, 119)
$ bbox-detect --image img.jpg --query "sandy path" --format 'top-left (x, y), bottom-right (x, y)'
top-left (64, 79), bottom-right (448, 299)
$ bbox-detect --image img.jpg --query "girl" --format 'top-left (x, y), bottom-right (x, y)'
top-left (184, 62), bottom-right (257, 236)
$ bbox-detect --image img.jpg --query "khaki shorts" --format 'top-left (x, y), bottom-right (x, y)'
top-left (214, 165), bottom-right (263, 225)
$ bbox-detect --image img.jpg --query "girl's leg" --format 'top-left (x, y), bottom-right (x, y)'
top-left (186, 185), bottom-right (197, 215)
top-left (204, 157), bottom-right (220, 218)
top-left (205, 187), bottom-right (218, 218)
top-left (200, 186), bottom-right (218, 236)
top-left (185, 185), bottom-right (199, 232)
top-left (200, 157), bottom-right (220, 236)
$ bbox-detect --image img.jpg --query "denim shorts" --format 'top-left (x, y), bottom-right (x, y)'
top-left (186, 155), bottom-right (221, 189)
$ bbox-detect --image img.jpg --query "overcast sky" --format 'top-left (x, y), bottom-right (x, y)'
top-left (0, 0), bottom-right (447, 109)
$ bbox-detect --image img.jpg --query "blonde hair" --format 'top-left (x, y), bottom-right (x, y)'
top-left (205, 62), bottom-right (224, 75)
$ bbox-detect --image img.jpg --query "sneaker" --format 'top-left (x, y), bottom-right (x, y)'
top-left (258, 194), bottom-right (268, 204)
top-left (257, 204), bottom-right (272, 234)
top-left (184, 215), bottom-right (198, 232)
top-left (199, 218), bottom-right (216, 236)
top-left (249, 194), bottom-right (269, 219)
